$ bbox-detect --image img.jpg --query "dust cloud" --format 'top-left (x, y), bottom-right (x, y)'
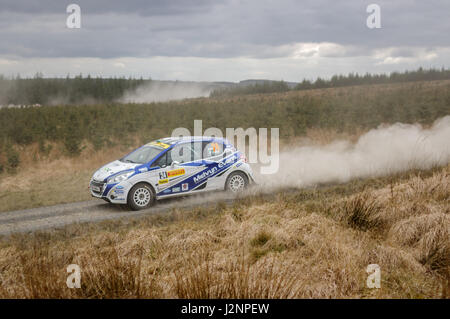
top-left (254, 116), bottom-right (450, 190)
top-left (119, 81), bottom-right (213, 103)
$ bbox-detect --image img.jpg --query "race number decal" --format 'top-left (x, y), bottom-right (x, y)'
top-left (159, 171), bottom-right (168, 179)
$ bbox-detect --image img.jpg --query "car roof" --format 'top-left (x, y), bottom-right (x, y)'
top-left (157, 136), bottom-right (230, 145)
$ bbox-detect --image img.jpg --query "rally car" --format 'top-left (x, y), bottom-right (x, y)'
top-left (89, 136), bottom-right (255, 210)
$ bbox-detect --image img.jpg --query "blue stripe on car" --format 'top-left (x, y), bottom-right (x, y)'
top-left (157, 153), bottom-right (239, 196)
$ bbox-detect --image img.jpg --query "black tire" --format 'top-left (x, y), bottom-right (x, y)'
top-left (127, 183), bottom-right (155, 210)
top-left (225, 171), bottom-right (249, 193)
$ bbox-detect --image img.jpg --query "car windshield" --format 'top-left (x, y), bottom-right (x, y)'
top-left (120, 146), bottom-right (162, 164)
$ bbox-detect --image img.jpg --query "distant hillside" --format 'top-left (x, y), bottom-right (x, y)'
top-left (210, 67), bottom-right (450, 98)
top-left (2, 67), bottom-right (449, 105)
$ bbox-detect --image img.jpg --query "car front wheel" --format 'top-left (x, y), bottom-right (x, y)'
top-left (226, 171), bottom-right (248, 193)
top-left (128, 183), bottom-right (155, 210)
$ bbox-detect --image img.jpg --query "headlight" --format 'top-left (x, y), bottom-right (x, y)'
top-left (107, 171), bottom-right (134, 184)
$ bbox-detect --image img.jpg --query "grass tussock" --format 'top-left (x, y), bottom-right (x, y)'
top-left (0, 165), bottom-right (449, 298)
top-left (389, 214), bottom-right (449, 271)
top-left (339, 191), bottom-right (385, 232)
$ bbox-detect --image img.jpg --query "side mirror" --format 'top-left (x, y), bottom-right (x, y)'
top-left (171, 161), bottom-right (180, 168)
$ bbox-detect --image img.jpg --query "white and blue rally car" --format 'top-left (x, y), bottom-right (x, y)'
top-left (89, 136), bottom-right (255, 210)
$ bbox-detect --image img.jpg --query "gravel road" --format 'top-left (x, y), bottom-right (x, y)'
top-left (0, 193), bottom-right (237, 236)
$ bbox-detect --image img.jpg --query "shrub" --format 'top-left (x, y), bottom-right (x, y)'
top-left (7, 148), bottom-right (20, 169)
top-left (38, 140), bottom-right (53, 157)
top-left (250, 230), bottom-right (271, 247)
top-left (63, 114), bottom-right (83, 156)
top-left (64, 136), bottom-right (82, 156)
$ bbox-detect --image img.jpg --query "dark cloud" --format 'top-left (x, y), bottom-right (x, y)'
top-left (0, 0), bottom-right (449, 59)
top-left (0, 0), bottom-right (213, 16)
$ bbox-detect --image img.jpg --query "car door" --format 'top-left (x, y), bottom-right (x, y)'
top-left (198, 141), bottom-right (229, 190)
top-left (155, 142), bottom-right (204, 196)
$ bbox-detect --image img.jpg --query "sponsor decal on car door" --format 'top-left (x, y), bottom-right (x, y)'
top-left (158, 168), bottom-right (185, 184)
top-left (157, 165), bottom-right (199, 195)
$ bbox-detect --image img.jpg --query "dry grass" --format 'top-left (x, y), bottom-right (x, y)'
top-left (0, 165), bottom-right (448, 298)
top-left (0, 140), bottom-right (140, 212)
top-left (339, 191), bottom-right (385, 232)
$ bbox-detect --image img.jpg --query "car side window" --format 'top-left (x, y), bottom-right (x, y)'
top-left (192, 141), bottom-right (203, 161)
top-left (203, 141), bottom-right (224, 160)
top-left (151, 141), bottom-right (226, 166)
top-left (169, 143), bottom-right (193, 164)
top-left (151, 152), bottom-right (167, 168)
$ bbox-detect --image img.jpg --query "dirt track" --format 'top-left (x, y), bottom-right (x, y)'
top-left (0, 193), bottom-right (238, 236)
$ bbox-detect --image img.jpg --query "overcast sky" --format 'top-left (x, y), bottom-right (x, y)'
top-left (0, 0), bottom-right (449, 82)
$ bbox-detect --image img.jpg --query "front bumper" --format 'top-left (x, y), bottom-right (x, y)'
top-left (90, 179), bottom-right (106, 198)
top-left (89, 179), bottom-right (129, 204)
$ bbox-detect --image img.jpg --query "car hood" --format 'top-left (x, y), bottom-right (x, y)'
top-left (93, 160), bottom-right (139, 182)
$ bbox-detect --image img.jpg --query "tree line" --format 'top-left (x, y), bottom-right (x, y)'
top-left (210, 67), bottom-right (450, 98)
top-left (2, 68), bottom-right (449, 105)
top-left (0, 74), bottom-right (146, 105)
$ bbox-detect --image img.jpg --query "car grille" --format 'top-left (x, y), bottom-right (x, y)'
top-left (90, 180), bottom-right (105, 195)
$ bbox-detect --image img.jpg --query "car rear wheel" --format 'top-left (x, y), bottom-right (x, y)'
top-left (128, 183), bottom-right (155, 210)
top-left (226, 171), bottom-right (248, 193)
